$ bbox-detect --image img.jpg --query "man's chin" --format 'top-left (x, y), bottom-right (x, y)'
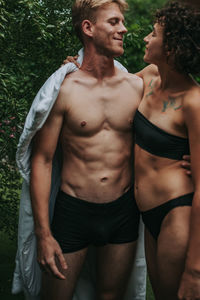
top-left (97, 46), bottom-right (124, 58)
top-left (113, 47), bottom-right (124, 57)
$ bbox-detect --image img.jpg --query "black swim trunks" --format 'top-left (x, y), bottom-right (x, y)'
top-left (51, 188), bottom-right (140, 253)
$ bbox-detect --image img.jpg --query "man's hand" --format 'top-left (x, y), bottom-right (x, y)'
top-left (37, 235), bottom-right (67, 279)
top-left (62, 55), bottom-right (80, 68)
top-left (181, 155), bottom-right (191, 176)
top-left (178, 269), bottom-right (200, 299)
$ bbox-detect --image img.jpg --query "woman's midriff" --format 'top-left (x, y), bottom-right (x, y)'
top-left (134, 145), bottom-right (194, 211)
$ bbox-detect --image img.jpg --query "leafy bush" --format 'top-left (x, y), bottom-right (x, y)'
top-left (119, 0), bottom-right (166, 72)
top-left (0, 0), bottom-right (81, 239)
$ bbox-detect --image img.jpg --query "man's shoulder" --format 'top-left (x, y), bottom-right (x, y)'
top-left (59, 70), bottom-right (84, 92)
top-left (127, 72), bottom-right (143, 84)
top-left (123, 72), bottom-right (143, 94)
top-left (62, 69), bottom-right (97, 87)
top-left (62, 70), bottom-right (81, 84)
top-left (117, 69), bottom-right (142, 84)
top-left (114, 70), bottom-right (143, 101)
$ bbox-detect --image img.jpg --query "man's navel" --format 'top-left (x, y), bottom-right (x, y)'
top-left (101, 177), bottom-right (108, 182)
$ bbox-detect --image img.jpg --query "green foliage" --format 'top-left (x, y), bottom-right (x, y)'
top-left (118, 0), bottom-right (166, 72)
top-left (0, 165), bottom-right (21, 240)
top-left (0, 0), bottom-right (81, 239)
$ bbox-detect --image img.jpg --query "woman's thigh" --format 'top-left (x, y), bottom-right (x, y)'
top-left (145, 228), bottom-right (162, 300)
top-left (156, 206), bottom-right (191, 300)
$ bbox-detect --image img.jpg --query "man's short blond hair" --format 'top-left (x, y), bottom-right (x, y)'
top-left (72, 0), bottom-right (128, 43)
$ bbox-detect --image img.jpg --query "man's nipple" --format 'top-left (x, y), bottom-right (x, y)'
top-left (129, 119), bottom-right (133, 125)
top-left (81, 121), bottom-right (87, 127)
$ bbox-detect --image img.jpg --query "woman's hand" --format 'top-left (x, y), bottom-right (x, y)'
top-left (181, 155), bottom-right (191, 176)
top-left (178, 268), bottom-right (200, 299)
top-left (61, 55), bottom-right (80, 68)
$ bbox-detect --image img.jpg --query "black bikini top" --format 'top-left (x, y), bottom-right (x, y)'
top-left (133, 110), bottom-right (190, 160)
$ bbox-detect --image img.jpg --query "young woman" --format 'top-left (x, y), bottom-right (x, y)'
top-left (134, 2), bottom-right (200, 299)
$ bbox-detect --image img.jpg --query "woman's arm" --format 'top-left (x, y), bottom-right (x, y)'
top-left (178, 87), bottom-right (200, 299)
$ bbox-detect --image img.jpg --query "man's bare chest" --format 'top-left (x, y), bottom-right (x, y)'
top-left (64, 87), bottom-right (137, 135)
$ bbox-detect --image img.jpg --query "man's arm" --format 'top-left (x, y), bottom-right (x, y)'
top-left (30, 86), bottom-right (67, 279)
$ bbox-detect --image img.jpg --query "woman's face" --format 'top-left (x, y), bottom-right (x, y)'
top-left (143, 23), bottom-right (166, 65)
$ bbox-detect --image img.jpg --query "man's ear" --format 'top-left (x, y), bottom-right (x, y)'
top-left (82, 20), bottom-right (94, 38)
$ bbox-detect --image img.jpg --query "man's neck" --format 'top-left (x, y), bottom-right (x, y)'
top-left (80, 46), bottom-right (116, 80)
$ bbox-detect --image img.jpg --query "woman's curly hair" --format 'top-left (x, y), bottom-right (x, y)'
top-left (155, 1), bottom-right (200, 76)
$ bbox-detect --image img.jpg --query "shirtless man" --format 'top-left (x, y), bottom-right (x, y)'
top-left (30, 1), bottom-right (144, 299)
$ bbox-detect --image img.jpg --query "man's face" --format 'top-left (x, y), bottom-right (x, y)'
top-left (91, 3), bottom-right (127, 57)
